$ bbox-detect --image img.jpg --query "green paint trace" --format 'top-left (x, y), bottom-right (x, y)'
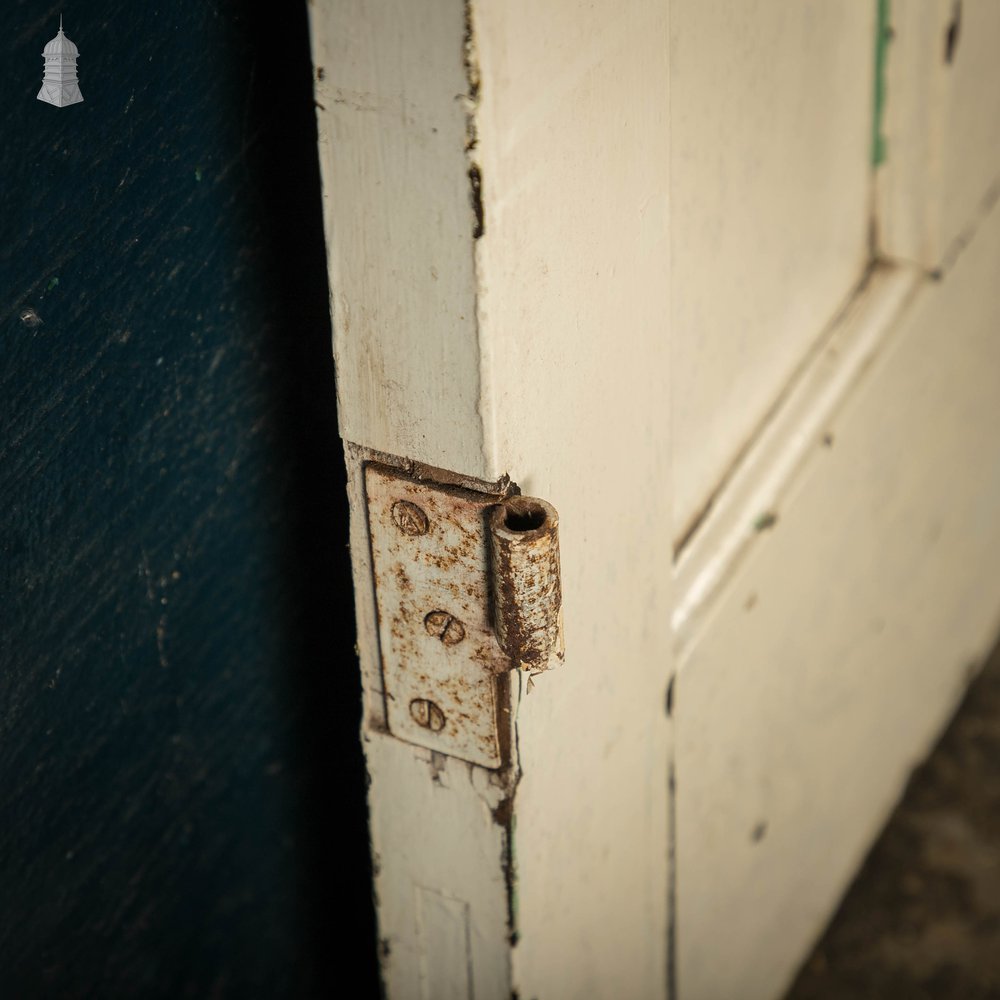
top-left (873, 0), bottom-right (891, 167)
top-left (753, 511), bottom-right (778, 532)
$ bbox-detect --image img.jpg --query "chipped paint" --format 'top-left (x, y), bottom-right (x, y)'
top-left (463, 0), bottom-right (484, 239)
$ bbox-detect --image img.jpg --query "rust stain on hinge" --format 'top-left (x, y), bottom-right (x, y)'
top-left (365, 462), bottom-right (563, 768)
top-left (363, 459), bottom-right (563, 955)
top-left (489, 496), bottom-right (564, 674)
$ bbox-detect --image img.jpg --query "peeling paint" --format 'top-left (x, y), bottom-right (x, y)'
top-left (463, 0), bottom-right (484, 240)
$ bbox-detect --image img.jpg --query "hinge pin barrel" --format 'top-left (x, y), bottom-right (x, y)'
top-left (488, 496), bottom-right (564, 672)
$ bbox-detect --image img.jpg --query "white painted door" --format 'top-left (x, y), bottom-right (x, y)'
top-left (309, 2), bottom-right (1000, 997)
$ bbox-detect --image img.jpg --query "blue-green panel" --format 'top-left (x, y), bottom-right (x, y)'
top-left (0, 3), bottom-right (377, 995)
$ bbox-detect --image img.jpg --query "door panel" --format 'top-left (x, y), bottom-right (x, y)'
top-left (677, 202), bottom-right (1000, 1000)
top-left (878, 0), bottom-right (1000, 268)
top-left (313, 1), bottom-right (671, 996)
top-left (671, 1), bottom-right (875, 540)
top-left (311, 1), bottom-right (1000, 997)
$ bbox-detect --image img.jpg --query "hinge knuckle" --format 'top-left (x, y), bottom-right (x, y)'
top-left (488, 497), bottom-right (564, 673)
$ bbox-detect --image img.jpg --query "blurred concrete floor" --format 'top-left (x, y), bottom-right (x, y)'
top-left (786, 638), bottom-right (1000, 999)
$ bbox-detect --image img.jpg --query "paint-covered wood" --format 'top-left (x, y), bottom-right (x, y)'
top-left (473, 2), bottom-right (672, 995)
top-left (341, 445), bottom-right (516, 999)
top-left (878, 0), bottom-right (1000, 269)
top-left (670, 0), bottom-right (875, 540)
top-left (672, 264), bottom-right (918, 648)
top-left (1, 4), bottom-right (375, 995)
top-left (311, 0), bottom-right (490, 480)
top-left (310, 3), bottom-right (515, 991)
top-left (313, 1), bottom-right (1000, 997)
top-left (312, 0), bottom-right (671, 995)
top-left (676, 200), bottom-right (1000, 1000)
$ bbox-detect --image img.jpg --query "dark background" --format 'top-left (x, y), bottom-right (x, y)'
top-left (1, 2), bottom-right (378, 995)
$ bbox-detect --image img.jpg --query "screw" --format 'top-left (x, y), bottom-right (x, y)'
top-left (392, 500), bottom-right (429, 536)
top-left (409, 698), bottom-right (446, 732)
top-left (424, 610), bottom-right (466, 645)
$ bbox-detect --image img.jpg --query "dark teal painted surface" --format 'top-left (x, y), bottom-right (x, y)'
top-left (1, 3), bottom-right (377, 995)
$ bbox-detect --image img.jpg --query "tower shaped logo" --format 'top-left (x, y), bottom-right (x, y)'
top-left (38, 16), bottom-right (84, 108)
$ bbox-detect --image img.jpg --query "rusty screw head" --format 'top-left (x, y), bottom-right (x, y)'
top-left (391, 500), bottom-right (429, 536)
top-left (423, 610), bottom-right (466, 645)
top-left (409, 698), bottom-right (446, 732)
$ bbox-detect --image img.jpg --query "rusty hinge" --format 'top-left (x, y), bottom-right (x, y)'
top-left (365, 463), bottom-right (564, 768)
